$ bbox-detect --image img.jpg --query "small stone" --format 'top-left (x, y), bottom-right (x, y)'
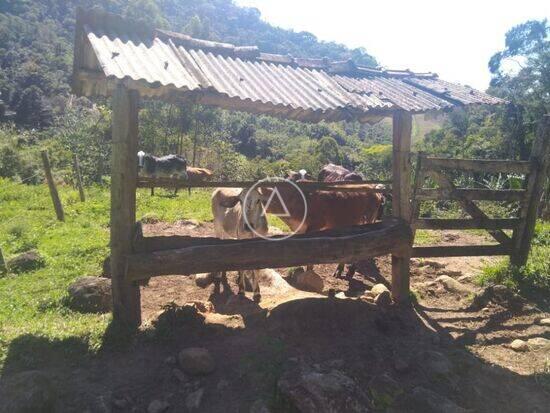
top-left (335, 292), bottom-right (348, 299)
top-left (421, 260), bottom-right (446, 269)
top-left (148, 399), bottom-right (169, 413)
top-left (185, 388), bottom-right (204, 411)
top-left (172, 368), bottom-right (188, 383)
top-left (508, 339), bottom-right (529, 352)
top-left (527, 337), bottom-right (550, 350)
top-left (457, 275), bottom-right (472, 282)
top-left (250, 398), bottom-right (271, 413)
top-left (67, 276), bottom-right (112, 313)
top-left (164, 355), bottom-right (176, 365)
top-left (481, 307), bottom-right (490, 312)
top-left (178, 348), bottom-right (216, 376)
top-left (371, 283), bottom-right (390, 295)
top-left (195, 273), bottom-right (213, 288)
top-left (537, 318), bottom-right (550, 326)
top-left (374, 290), bottom-right (392, 307)
top-left (292, 269), bottom-right (324, 293)
top-left (7, 250), bottom-right (45, 273)
top-left (435, 275), bottom-right (474, 295)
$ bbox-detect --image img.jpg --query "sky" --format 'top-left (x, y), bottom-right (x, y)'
top-left (235, 0), bottom-right (549, 90)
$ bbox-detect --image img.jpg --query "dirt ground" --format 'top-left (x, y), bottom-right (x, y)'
top-left (1, 220), bottom-right (549, 412)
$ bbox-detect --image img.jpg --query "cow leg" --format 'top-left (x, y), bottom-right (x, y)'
top-left (213, 271), bottom-right (223, 295)
top-left (333, 263), bottom-right (345, 278)
top-left (345, 263), bottom-right (357, 279)
top-left (238, 271), bottom-right (246, 296)
top-left (150, 187), bottom-right (155, 196)
top-left (252, 270), bottom-right (261, 303)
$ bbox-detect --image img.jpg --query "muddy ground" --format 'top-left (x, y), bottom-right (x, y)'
top-left (1, 220), bottom-right (549, 412)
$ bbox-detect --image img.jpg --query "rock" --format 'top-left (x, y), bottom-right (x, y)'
top-left (292, 269), bottom-right (324, 293)
top-left (147, 399), bottom-right (169, 413)
top-left (250, 399), bottom-right (271, 413)
top-left (0, 370), bottom-right (56, 413)
top-left (435, 275), bottom-right (474, 295)
top-left (527, 337), bottom-right (550, 350)
top-left (7, 250), bottom-right (45, 273)
top-left (178, 218), bottom-right (200, 228)
top-left (536, 318), bottom-right (550, 326)
top-left (404, 386), bottom-right (468, 413)
top-left (371, 283), bottom-right (390, 295)
top-left (508, 339), bottom-right (529, 352)
top-left (421, 260), bottom-right (446, 270)
top-left (187, 300), bottom-right (214, 313)
top-left (178, 348), bottom-right (216, 376)
top-left (440, 270), bottom-right (463, 277)
top-left (368, 373), bottom-right (402, 409)
top-left (277, 368), bottom-right (370, 412)
top-left (457, 275), bottom-right (472, 282)
top-left (469, 284), bottom-right (525, 312)
top-left (335, 292), bottom-right (348, 299)
top-left (417, 351), bottom-right (453, 376)
top-left (185, 388), bottom-right (204, 411)
top-left (374, 291), bottom-right (392, 307)
top-left (67, 276), bottom-right (112, 313)
top-left (195, 273), bottom-right (213, 288)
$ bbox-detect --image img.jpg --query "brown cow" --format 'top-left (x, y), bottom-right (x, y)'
top-left (175, 167), bottom-right (213, 196)
top-left (261, 179), bottom-right (384, 278)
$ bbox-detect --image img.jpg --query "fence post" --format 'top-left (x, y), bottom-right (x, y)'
top-left (72, 153), bottom-right (86, 202)
top-left (41, 150), bottom-right (65, 222)
top-left (511, 115), bottom-right (550, 267)
top-left (0, 247), bottom-right (7, 275)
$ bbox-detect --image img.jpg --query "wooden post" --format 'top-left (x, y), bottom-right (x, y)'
top-left (110, 84), bottom-right (141, 326)
top-left (391, 111), bottom-right (413, 304)
top-left (511, 115), bottom-right (550, 267)
top-left (0, 247), bottom-right (7, 275)
top-left (72, 153), bottom-right (86, 202)
top-left (41, 150), bottom-right (65, 221)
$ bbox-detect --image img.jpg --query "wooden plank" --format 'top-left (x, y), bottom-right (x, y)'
top-left (391, 111), bottom-right (413, 304)
top-left (415, 188), bottom-right (526, 202)
top-left (412, 244), bottom-right (511, 257)
top-left (72, 153), bottom-right (86, 202)
top-left (423, 157), bottom-right (532, 175)
top-left (511, 115), bottom-right (550, 267)
top-left (110, 84), bottom-right (141, 327)
top-left (428, 170), bottom-right (512, 246)
top-left (41, 150), bottom-right (65, 222)
top-left (413, 218), bottom-right (521, 230)
top-left (136, 177), bottom-right (391, 193)
top-left (126, 218), bottom-right (412, 281)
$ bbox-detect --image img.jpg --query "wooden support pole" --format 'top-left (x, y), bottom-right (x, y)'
top-left (511, 115), bottom-right (550, 267)
top-left (391, 111), bottom-right (413, 304)
top-left (110, 84), bottom-right (141, 327)
top-left (41, 150), bottom-right (65, 222)
top-left (0, 247), bottom-right (8, 275)
top-left (72, 153), bottom-right (86, 202)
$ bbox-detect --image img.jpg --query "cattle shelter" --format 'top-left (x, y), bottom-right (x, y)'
top-left (72, 8), bottom-right (549, 326)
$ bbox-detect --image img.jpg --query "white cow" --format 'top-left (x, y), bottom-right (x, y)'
top-left (211, 187), bottom-right (268, 302)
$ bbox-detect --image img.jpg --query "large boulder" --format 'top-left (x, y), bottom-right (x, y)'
top-left (402, 387), bottom-right (468, 413)
top-left (7, 250), bottom-right (45, 273)
top-left (177, 348), bottom-right (216, 376)
top-left (67, 276), bottom-right (112, 313)
top-left (277, 368), bottom-right (370, 412)
top-left (290, 269), bottom-right (324, 293)
top-left (0, 370), bottom-right (56, 413)
top-left (435, 275), bottom-right (474, 295)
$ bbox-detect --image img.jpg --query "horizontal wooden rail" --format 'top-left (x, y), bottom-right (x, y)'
top-left (412, 218), bottom-right (521, 230)
top-left (126, 218), bottom-right (412, 281)
top-left (422, 157), bottom-right (532, 175)
top-left (137, 177), bottom-right (391, 193)
top-left (415, 188), bottom-right (526, 202)
top-left (412, 244), bottom-right (511, 257)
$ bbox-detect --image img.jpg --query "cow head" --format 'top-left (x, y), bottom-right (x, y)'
top-left (219, 188), bottom-right (268, 236)
top-left (286, 169), bottom-right (313, 181)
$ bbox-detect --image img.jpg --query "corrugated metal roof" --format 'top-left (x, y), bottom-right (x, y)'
top-left (73, 8), bottom-right (506, 122)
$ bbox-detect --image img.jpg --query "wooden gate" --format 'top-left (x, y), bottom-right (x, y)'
top-left (410, 116), bottom-right (549, 266)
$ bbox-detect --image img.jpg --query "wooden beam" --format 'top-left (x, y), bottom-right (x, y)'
top-left (415, 188), bottom-right (526, 202)
top-left (110, 84), bottom-right (141, 327)
top-left (413, 218), bottom-right (521, 230)
top-left (126, 219), bottom-right (412, 281)
top-left (72, 153), bottom-right (86, 202)
top-left (391, 111), bottom-right (413, 304)
top-left (412, 244), bottom-right (511, 257)
top-left (427, 170), bottom-right (512, 246)
top-left (511, 115), bottom-right (550, 267)
top-left (41, 150), bottom-right (65, 222)
top-left (423, 157), bottom-right (532, 175)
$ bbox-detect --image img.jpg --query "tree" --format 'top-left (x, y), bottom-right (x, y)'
top-left (316, 136), bottom-right (342, 165)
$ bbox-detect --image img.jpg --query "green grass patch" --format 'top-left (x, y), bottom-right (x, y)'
top-left (413, 230), bottom-right (442, 246)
